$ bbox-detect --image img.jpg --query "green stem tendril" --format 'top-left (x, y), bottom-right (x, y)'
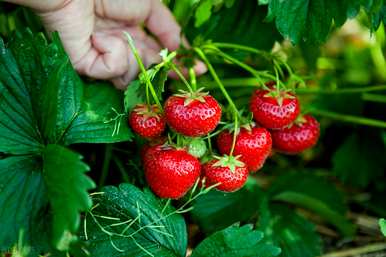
top-left (211, 42), bottom-right (271, 60)
top-left (310, 109), bottom-right (386, 128)
top-left (205, 78), bottom-right (386, 95)
top-left (170, 63), bottom-right (194, 93)
top-left (230, 115), bottom-right (238, 156)
top-left (145, 85), bottom-right (150, 106)
top-left (194, 47), bottom-right (240, 119)
top-left (207, 133), bottom-right (213, 155)
top-left (189, 67), bottom-right (197, 91)
top-left (204, 45), bottom-right (276, 83)
top-left (124, 32), bottom-right (162, 110)
top-left (274, 66), bottom-right (281, 94)
top-left (282, 61), bottom-right (294, 76)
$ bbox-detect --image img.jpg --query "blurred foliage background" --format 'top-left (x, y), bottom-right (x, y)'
top-left (0, 0), bottom-right (385, 256)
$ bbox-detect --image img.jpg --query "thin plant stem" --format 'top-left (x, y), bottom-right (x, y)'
top-left (230, 115), bottom-right (238, 156)
top-left (189, 67), bottom-right (197, 91)
top-left (99, 144), bottom-right (113, 187)
top-left (310, 109), bottom-right (386, 128)
top-left (211, 42), bottom-right (272, 59)
top-left (203, 77), bottom-right (386, 95)
top-left (204, 45), bottom-right (276, 82)
top-left (362, 93), bottom-right (386, 103)
top-left (170, 63), bottom-right (194, 93)
top-left (124, 32), bottom-right (162, 109)
top-left (112, 156), bottom-right (130, 183)
top-left (194, 47), bottom-right (240, 118)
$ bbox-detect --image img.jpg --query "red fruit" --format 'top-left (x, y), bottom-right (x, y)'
top-left (164, 90), bottom-right (221, 137)
top-left (129, 104), bottom-right (166, 139)
top-left (140, 138), bottom-right (167, 163)
top-left (217, 125), bottom-right (272, 172)
top-left (144, 146), bottom-right (201, 199)
top-left (271, 115), bottom-right (320, 154)
top-left (202, 156), bottom-right (249, 192)
top-left (250, 88), bottom-right (300, 129)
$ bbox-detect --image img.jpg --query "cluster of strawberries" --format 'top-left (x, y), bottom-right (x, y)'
top-left (129, 83), bottom-right (320, 199)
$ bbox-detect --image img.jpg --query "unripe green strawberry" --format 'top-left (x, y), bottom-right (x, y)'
top-left (187, 138), bottom-right (207, 158)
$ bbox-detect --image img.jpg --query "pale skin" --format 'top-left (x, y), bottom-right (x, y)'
top-left (4, 0), bottom-right (206, 89)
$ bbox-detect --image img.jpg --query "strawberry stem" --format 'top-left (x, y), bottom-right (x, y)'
top-left (124, 32), bottom-right (163, 110)
top-left (203, 45), bottom-right (276, 83)
top-left (230, 115), bottom-right (238, 156)
top-left (207, 132), bottom-right (213, 155)
top-left (211, 42), bottom-right (295, 77)
top-left (170, 63), bottom-right (194, 93)
top-left (203, 78), bottom-right (386, 95)
top-left (189, 67), bottom-right (197, 91)
top-left (210, 42), bottom-right (273, 60)
top-left (310, 109), bottom-right (386, 128)
top-left (194, 47), bottom-right (240, 119)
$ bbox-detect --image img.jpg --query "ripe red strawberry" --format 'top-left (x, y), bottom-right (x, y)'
top-left (271, 115), bottom-right (320, 154)
top-left (129, 104), bottom-right (166, 139)
top-left (250, 87), bottom-right (300, 129)
top-left (217, 125), bottom-right (272, 172)
top-left (144, 145), bottom-right (201, 199)
top-left (140, 137), bottom-right (167, 163)
top-left (164, 89), bottom-right (221, 137)
top-left (202, 156), bottom-right (248, 192)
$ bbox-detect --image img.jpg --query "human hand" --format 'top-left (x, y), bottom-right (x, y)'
top-left (19, 0), bottom-right (206, 89)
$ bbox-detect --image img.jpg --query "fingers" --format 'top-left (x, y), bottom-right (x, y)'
top-left (168, 61), bottom-right (207, 80)
top-left (75, 32), bottom-right (129, 79)
top-left (111, 29), bottom-right (162, 89)
top-left (39, 0), bottom-right (131, 79)
top-left (94, 0), bottom-right (152, 24)
top-left (112, 46), bottom-right (161, 89)
top-left (38, 0), bottom-right (94, 64)
top-left (146, 0), bottom-right (182, 50)
top-left (95, 0), bottom-right (182, 51)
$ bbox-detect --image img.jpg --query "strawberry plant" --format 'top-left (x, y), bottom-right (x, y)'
top-left (1, 1), bottom-right (386, 257)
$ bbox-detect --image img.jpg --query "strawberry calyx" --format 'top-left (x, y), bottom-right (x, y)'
top-left (284, 114), bottom-right (307, 129)
top-left (133, 104), bottom-right (163, 121)
top-left (213, 155), bottom-right (245, 173)
top-left (174, 87), bottom-right (209, 106)
top-left (263, 86), bottom-right (296, 107)
top-left (222, 111), bottom-right (255, 134)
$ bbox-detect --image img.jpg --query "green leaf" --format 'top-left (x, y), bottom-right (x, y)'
top-left (83, 183), bottom-right (187, 257)
top-left (379, 218), bottom-right (386, 237)
top-left (264, 0), bottom-right (361, 44)
top-left (187, 1), bottom-right (280, 50)
top-left (0, 36), bottom-right (42, 155)
top-left (258, 203), bottom-right (322, 257)
top-left (124, 80), bottom-right (146, 113)
top-left (191, 224), bottom-right (281, 257)
top-left (173, 0), bottom-right (199, 27)
top-left (4, 30), bottom-right (129, 147)
top-left (363, 0), bottom-right (386, 30)
top-left (0, 156), bottom-right (46, 251)
top-left (195, 0), bottom-right (214, 27)
top-left (43, 144), bottom-right (95, 251)
top-left (63, 82), bottom-right (132, 145)
top-left (152, 67), bottom-right (168, 102)
top-left (8, 30), bottom-right (83, 143)
top-left (268, 172), bottom-right (355, 236)
top-left (333, 131), bottom-right (386, 188)
top-left (192, 178), bottom-right (264, 233)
